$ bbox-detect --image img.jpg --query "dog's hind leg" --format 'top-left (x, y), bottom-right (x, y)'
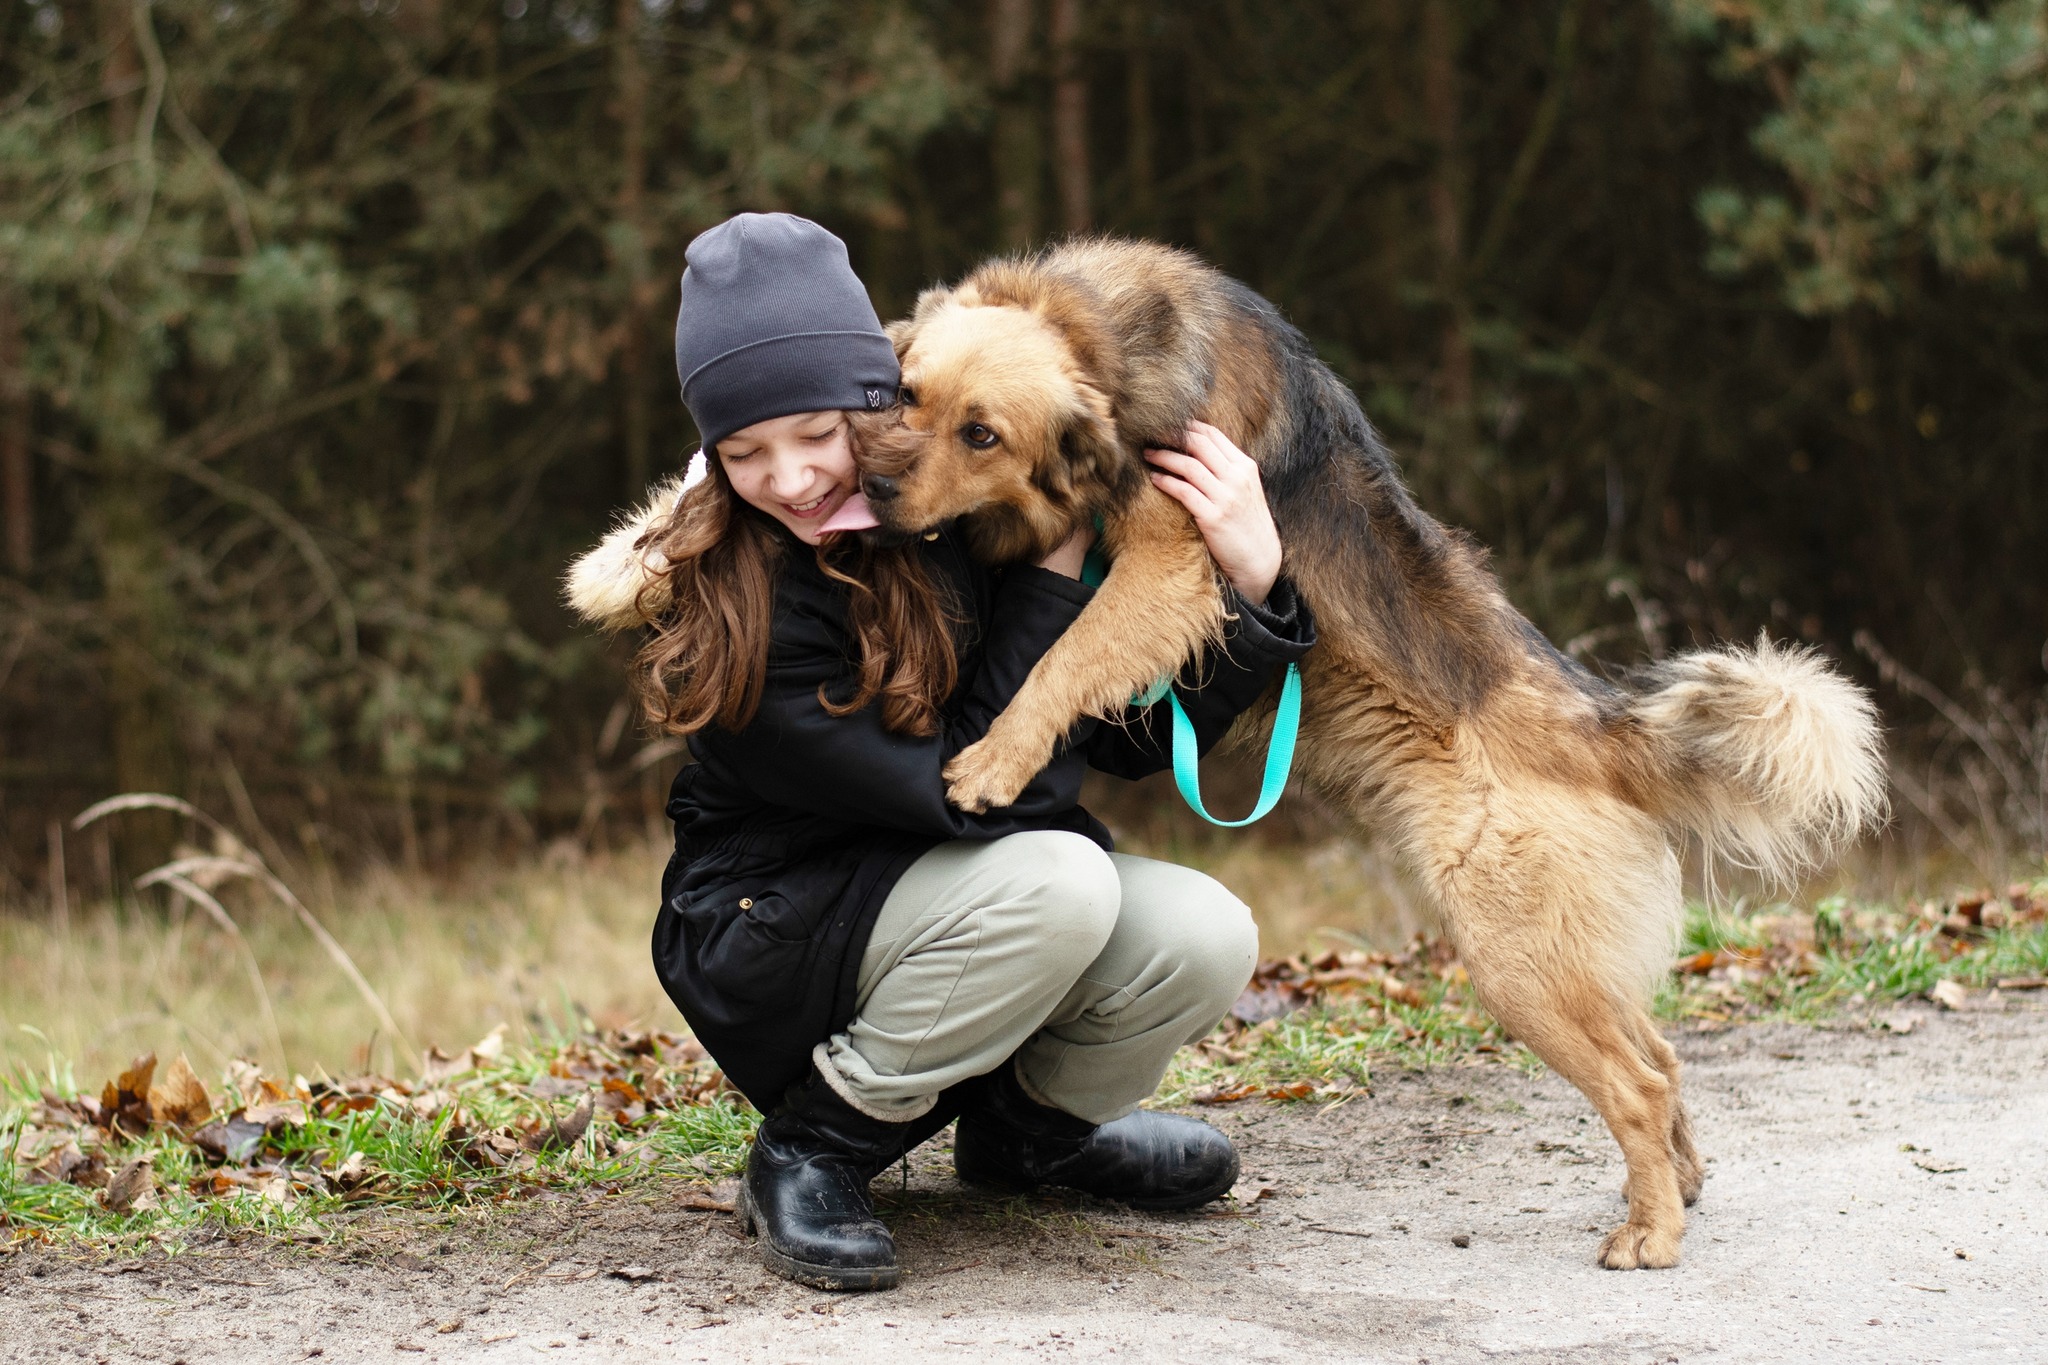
top-left (1625, 1008), bottom-right (1704, 1206)
top-left (1499, 978), bottom-right (1685, 1268)
top-left (1452, 901), bottom-right (1687, 1269)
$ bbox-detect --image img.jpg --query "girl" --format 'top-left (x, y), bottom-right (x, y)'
top-left (596, 213), bottom-right (1315, 1291)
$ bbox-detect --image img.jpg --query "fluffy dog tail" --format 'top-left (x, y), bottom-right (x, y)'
top-left (1624, 638), bottom-right (1887, 886)
top-left (563, 476), bottom-right (685, 631)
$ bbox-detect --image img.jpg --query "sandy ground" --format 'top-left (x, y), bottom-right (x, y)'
top-left (5, 1004), bottom-right (2043, 1365)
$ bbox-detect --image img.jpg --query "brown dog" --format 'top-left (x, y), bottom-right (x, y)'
top-left (841, 238), bottom-right (1887, 1269)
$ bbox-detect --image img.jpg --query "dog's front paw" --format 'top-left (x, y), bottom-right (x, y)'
top-left (1596, 1218), bottom-right (1683, 1270)
top-left (943, 738), bottom-right (1040, 813)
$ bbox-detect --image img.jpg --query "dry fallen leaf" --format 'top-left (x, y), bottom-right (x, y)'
top-left (1913, 1154), bottom-right (1967, 1174)
top-left (148, 1053), bottom-right (213, 1131)
top-left (421, 1024), bottom-right (510, 1085)
top-left (101, 1156), bottom-right (158, 1214)
top-left (523, 1094), bottom-right (594, 1154)
top-left (1191, 1083), bottom-right (1259, 1105)
top-left (242, 1099), bottom-right (310, 1131)
top-left (417, 1048), bottom-right (468, 1088)
top-left (332, 1151), bottom-right (371, 1191)
top-left (221, 1059), bottom-right (266, 1109)
top-left (1929, 979), bottom-right (1969, 1011)
top-left (192, 1114), bottom-right (269, 1165)
top-left (27, 1141), bottom-right (107, 1190)
top-left (676, 1180), bottom-right (738, 1213)
top-left (608, 1265), bottom-right (657, 1282)
top-left (100, 1054), bottom-right (156, 1139)
top-left (1227, 1179), bottom-right (1277, 1204)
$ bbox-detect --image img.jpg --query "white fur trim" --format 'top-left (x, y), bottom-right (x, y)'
top-left (811, 1043), bottom-right (936, 1123)
top-left (562, 474), bottom-right (686, 630)
top-left (681, 448), bottom-right (708, 491)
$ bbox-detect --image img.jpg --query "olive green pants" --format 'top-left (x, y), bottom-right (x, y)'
top-left (816, 830), bottom-right (1259, 1126)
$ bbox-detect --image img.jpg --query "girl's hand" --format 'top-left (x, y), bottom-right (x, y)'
top-left (1038, 522), bottom-right (1096, 580)
top-left (1144, 420), bottom-right (1282, 606)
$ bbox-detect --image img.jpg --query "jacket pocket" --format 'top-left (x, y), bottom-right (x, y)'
top-left (729, 889), bottom-right (811, 943)
top-left (672, 889), bottom-right (818, 1007)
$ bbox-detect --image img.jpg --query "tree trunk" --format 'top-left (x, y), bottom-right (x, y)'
top-left (91, 0), bottom-right (181, 874)
top-left (1421, 0), bottom-right (1472, 423)
top-left (615, 0), bottom-right (652, 493)
top-left (93, 472), bottom-right (184, 872)
top-left (990, 0), bottom-right (1042, 249)
top-left (1123, 1), bottom-right (1154, 234)
top-left (1, 294), bottom-right (28, 576)
top-left (97, 0), bottom-right (139, 141)
top-left (1049, 0), bottom-right (1090, 234)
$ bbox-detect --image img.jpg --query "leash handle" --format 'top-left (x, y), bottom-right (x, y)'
top-left (1169, 661), bottom-right (1301, 827)
top-left (1082, 538), bottom-right (1299, 826)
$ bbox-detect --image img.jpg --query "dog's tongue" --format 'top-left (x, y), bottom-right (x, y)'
top-left (819, 490), bottom-right (881, 533)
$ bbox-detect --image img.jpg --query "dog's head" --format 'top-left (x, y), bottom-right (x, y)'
top-left (849, 284), bottom-right (1141, 563)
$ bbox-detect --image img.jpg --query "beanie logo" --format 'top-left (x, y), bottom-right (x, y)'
top-left (865, 388), bottom-right (885, 410)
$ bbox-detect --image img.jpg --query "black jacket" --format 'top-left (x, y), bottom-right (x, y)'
top-left (653, 525), bottom-right (1316, 1108)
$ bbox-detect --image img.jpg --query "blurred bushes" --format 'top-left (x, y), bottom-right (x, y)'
top-left (1, 0), bottom-right (2043, 885)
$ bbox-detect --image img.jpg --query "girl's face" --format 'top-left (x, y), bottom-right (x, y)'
top-left (715, 410), bottom-right (859, 546)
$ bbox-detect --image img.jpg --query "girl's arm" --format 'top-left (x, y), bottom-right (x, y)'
top-left (689, 554), bottom-right (1102, 838)
top-left (1089, 420), bottom-right (1316, 777)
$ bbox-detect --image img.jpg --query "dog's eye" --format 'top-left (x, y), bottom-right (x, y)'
top-left (962, 423), bottom-right (998, 449)
top-left (898, 386), bottom-right (917, 407)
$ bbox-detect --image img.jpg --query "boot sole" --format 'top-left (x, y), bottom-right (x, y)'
top-left (955, 1150), bottom-right (1240, 1213)
top-left (736, 1183), bottom-right (902, 1292)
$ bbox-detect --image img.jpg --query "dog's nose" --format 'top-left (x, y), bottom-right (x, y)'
top-left (862, 473), bottom-right (899, 502)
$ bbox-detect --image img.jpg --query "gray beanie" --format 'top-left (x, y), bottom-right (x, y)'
top-left (673, 213), bottom-right (900, 450)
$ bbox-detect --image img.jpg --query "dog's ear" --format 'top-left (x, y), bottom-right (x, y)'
top-left (892, 284), bottom-right (958, 362)
top-left (885, 316), bottom-right (918, 364)
top-left (1057, 379), bottom-right (1141, 504)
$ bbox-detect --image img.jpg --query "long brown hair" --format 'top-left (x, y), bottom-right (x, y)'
top-left (631, 452), bottom-right (959, 738)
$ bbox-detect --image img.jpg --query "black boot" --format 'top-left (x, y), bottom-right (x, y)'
top-left (953, 1063), bottom-right (1240, 1211)
top-left (738, 1067), bottom-right (920, 1292)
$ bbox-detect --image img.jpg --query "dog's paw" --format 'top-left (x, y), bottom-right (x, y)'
top-left (1596, 1219), bottom-right (1683, 1270)
top-left (943, 739), bottom-right (1039, 813)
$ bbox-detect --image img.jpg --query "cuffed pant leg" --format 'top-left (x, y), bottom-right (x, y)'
top-left (819, 831), bottom-right (1119, 1122)
top-left (1015, 853), bottom-right (1259, 1125)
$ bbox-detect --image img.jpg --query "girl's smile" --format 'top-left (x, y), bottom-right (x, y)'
top-left (716, 411), bottom-right (863, 545)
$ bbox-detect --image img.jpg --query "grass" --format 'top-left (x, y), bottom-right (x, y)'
top-left (1657, 882), bottom-right (2048, 1025)
top-left (1, 796), bottom-right (1423, 1087)
top-left (1, 1027), bottom-right (756, 1253)
top-left (4, 799), bottom-right (2043, 1253)
top-left (0, 838), bottom-right (688, 1087)
top-left (1158, 939), bottom-right (1533, 1109)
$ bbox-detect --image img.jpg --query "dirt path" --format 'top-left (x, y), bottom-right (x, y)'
top-left (6, 1005), bottom-right (2043, 1365)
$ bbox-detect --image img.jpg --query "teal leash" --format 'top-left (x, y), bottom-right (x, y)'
top-left (1168, 662), bottom-right (1301, 827)
top-left (1081, 540), bottom-right (1301, 827)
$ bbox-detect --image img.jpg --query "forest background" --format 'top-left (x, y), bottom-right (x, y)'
top-left (2, 0), bottom-right (2046, 920)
